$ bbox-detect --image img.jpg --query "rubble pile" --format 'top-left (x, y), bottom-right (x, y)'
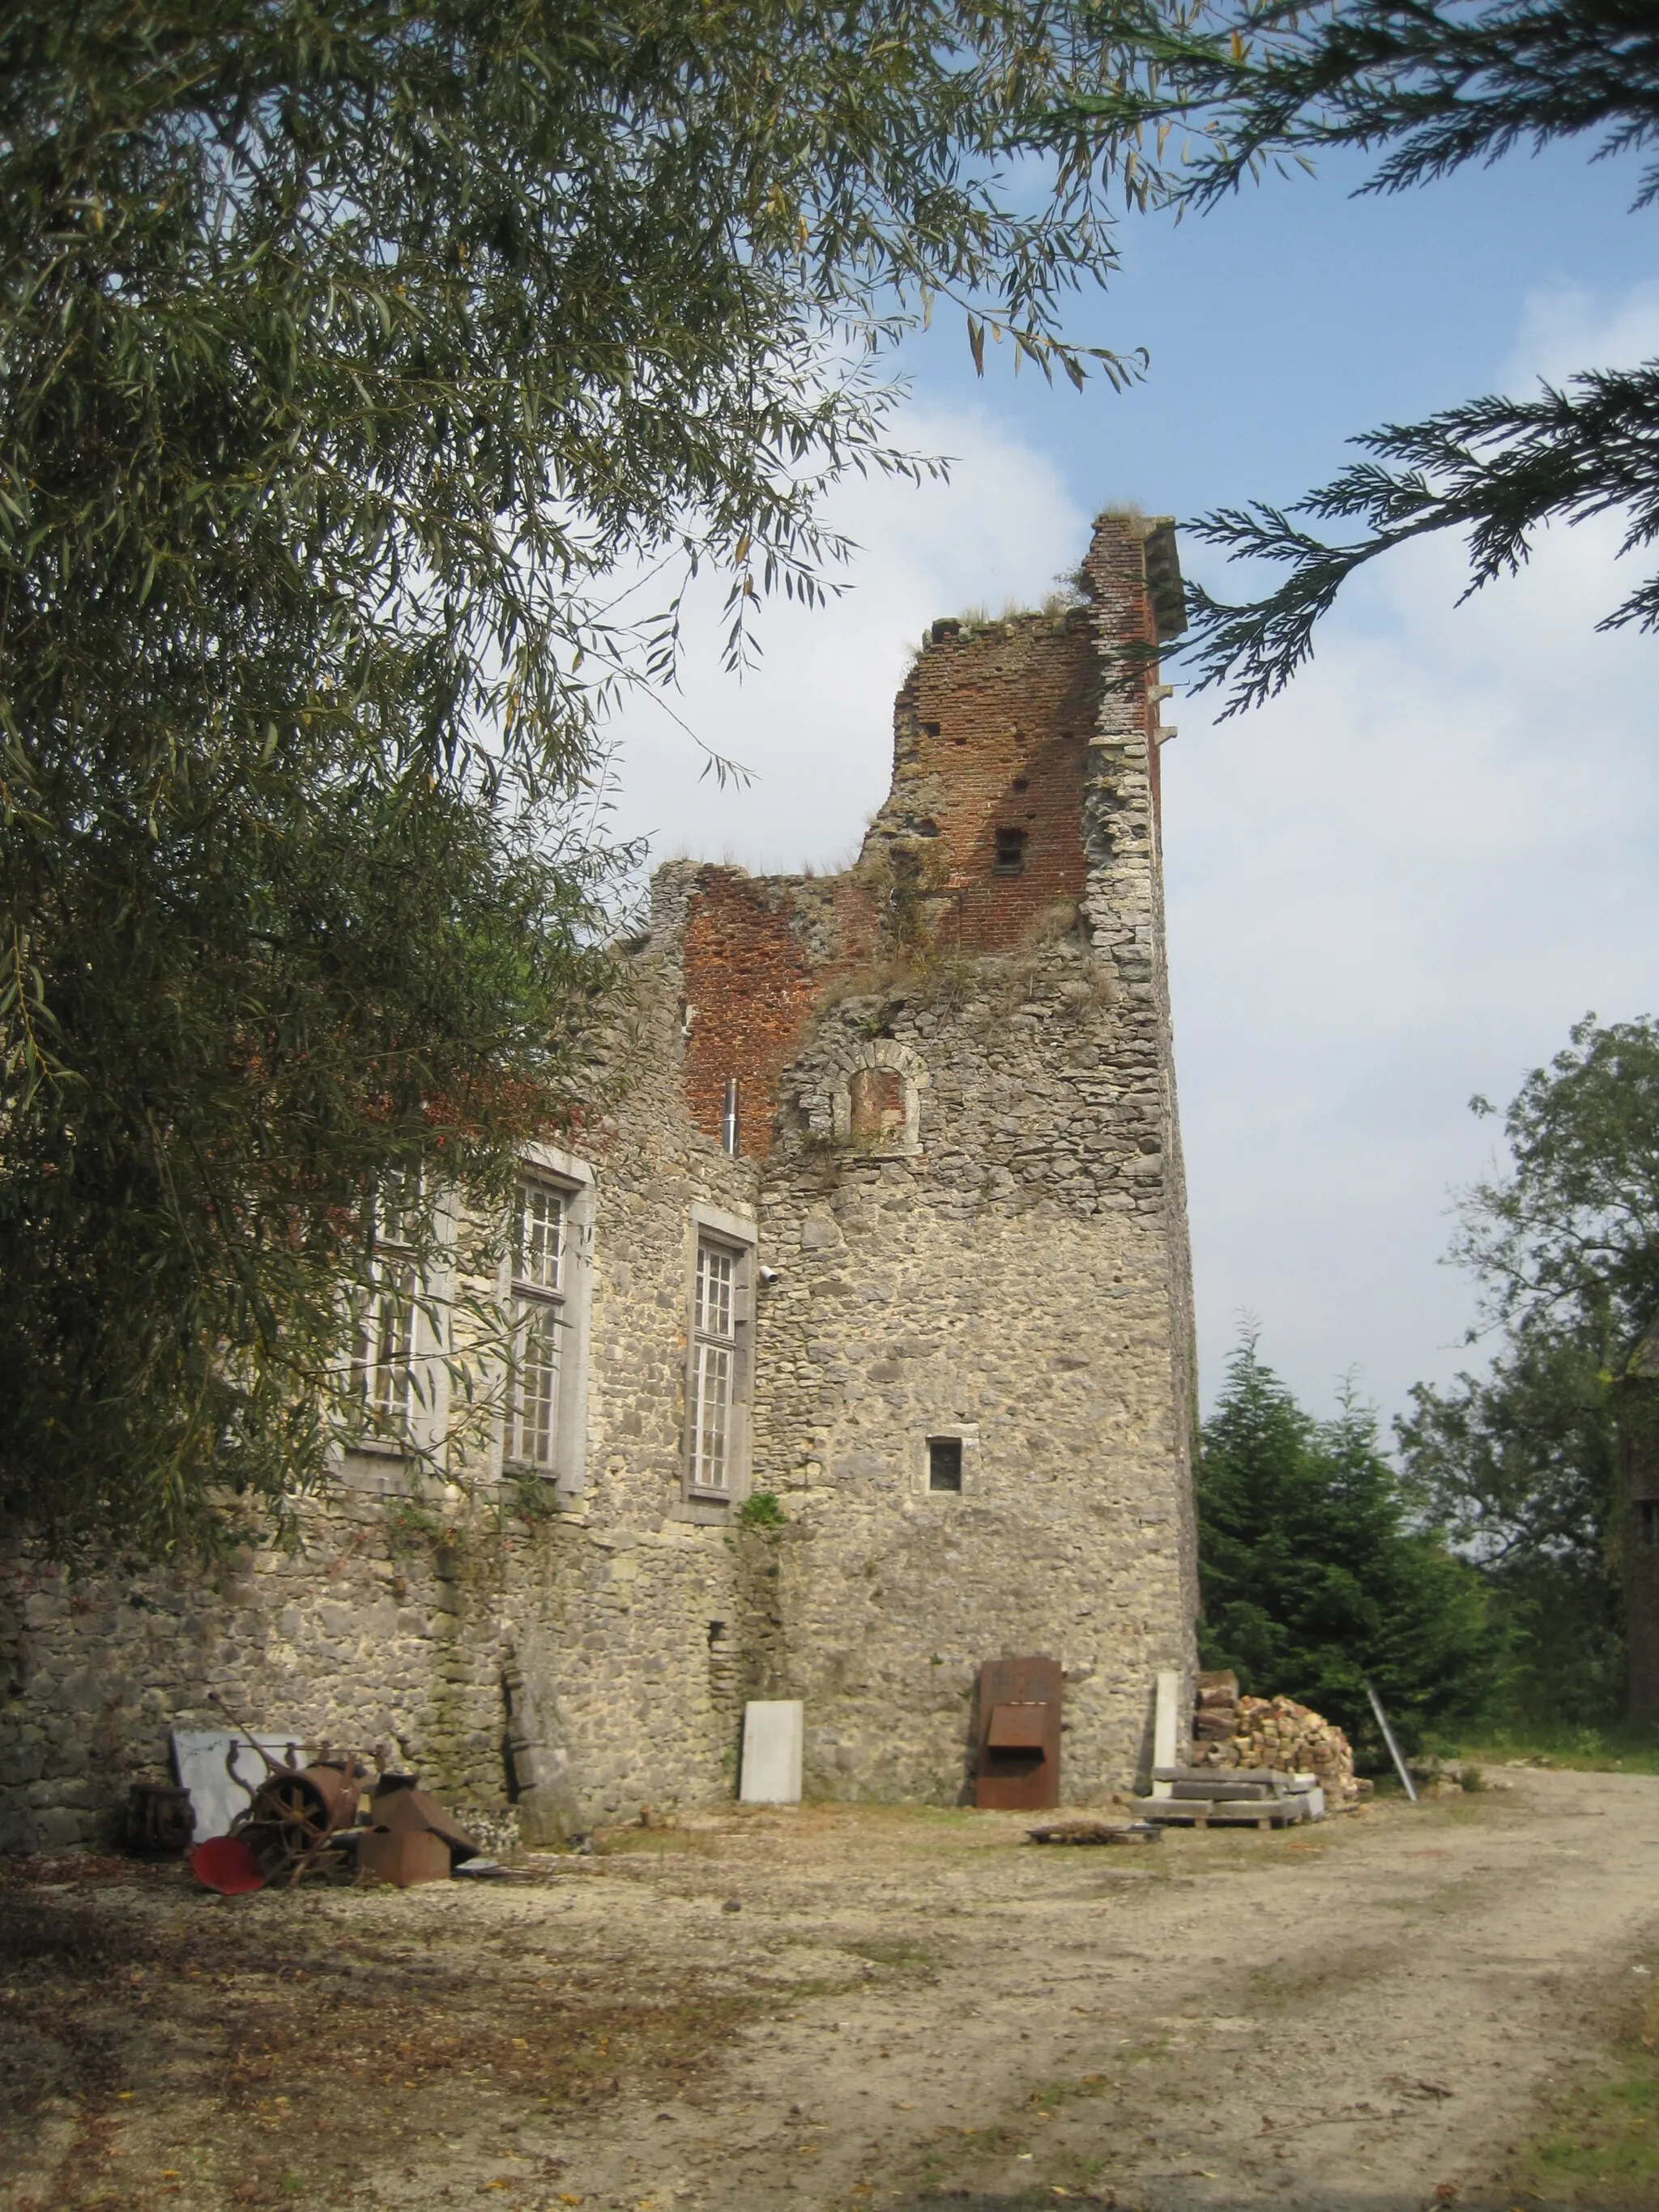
top-left (1188, 1672), bottom-right (1363, 1804)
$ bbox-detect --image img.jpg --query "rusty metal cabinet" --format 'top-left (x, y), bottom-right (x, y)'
top-left (975, 1655), bottom-right (1062, 1809)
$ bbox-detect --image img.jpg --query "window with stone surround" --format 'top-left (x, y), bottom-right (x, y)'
top-left (913, 1423), bottom-right (979, 1497)
top-left (684, 1205), bottom-right (756, 1505)
top-left (849, 1067), bottom-right (906, 1143)
top-left (830, 1043), bottom-right (927, 1158)
top-left (501, 1147), bottom-right (595, 1490)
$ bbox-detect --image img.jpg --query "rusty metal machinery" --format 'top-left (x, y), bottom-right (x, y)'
top-left (237, 1758), bottom-right (363, 1885)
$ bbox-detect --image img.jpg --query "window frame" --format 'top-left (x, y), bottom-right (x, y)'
top-left (682, 1202), bottom-right (757, 1510)
top-left (347, 1172), bottom-right (454, 1460)
top-left (829, 1043), bottom-right (927, 1158)
top-left (911, 1423), bottom-right (980, 1498)
top-left (497, 1144), bottom-right (595, 1495)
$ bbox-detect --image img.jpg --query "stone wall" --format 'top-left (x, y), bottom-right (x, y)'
top-left (0, 510), bottom-right (1199, 1852)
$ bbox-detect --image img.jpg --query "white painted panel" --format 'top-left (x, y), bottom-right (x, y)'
top-left (739, 1700), bottom-right (804, 1805)
top-left (1151, 1670), bottom-right (1181, 1800)
top-left (171, 1729), bottom-right (305, 1842)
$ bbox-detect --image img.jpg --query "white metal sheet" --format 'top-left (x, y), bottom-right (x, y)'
top-left (170, 1728), bottom-right (306, 1842)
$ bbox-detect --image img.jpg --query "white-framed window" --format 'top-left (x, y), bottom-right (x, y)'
top-left (355, 1243), bottom-right (418, 1424)
top-left (690, 1240), bottom-right (736, 1492)
top-left (684, 1204), bottom-right (756, 1504)
top-left (509, 1176), bottom-right (566, 1472)
top-left (500, 1147), bottom-right (594, 1491)
top-left (348, 1171), bottom-right (450, 1452)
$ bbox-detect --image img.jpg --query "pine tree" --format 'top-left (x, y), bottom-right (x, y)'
top-left (1199, 1339), bottom-right (1499, 1752)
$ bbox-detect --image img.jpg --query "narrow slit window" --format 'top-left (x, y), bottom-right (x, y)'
top-left (1638, 1499), bottom-right (1659, 1549)
top-left (994, 827), bottom-right (1028, 875)
top-left (510, 1178), bottom-right (565, 1471)
top-left (690, 1239), bottom-right (738, 1493)
top-left (928, 1436), bottom-right (964, 1493)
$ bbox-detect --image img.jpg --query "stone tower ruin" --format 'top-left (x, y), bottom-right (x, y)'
top-left (0, 509), bottom-right (1198, 1851)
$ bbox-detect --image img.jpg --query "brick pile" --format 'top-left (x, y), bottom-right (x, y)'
top-left (1190, 1672), bottom-right (1362, 1803)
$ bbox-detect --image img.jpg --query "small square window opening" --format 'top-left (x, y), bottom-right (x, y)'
top-left (928, 1436), bottom-right (964, 1492)
top-left (994, 828), bottom-right (1027, 875)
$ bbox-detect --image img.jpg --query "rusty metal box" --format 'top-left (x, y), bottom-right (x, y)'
top-left (975, 1655), bottom-right (1062, 1809)
top-left (358, 1826), bottom-right (452, 1886)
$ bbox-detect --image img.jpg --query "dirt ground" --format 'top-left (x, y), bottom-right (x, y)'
top-left (3, 1767), bottom-right (1658, 2212)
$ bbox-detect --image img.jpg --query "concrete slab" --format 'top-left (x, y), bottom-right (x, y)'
top-left (739, 1700), bottom-right (803, 1804)
top-left (1150, 1668), bottom-right (1180, 1798)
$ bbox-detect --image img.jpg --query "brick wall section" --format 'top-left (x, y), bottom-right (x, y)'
top-left (680, 867), bottom-right (887, 1158)
top-left (866, 612), bottom-right (1098, 953)
top-left (680, 870), bottom-right (818, 1158)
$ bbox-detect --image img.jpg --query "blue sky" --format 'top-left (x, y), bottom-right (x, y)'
top-left (607, 133), bottom-right (1659, 1431)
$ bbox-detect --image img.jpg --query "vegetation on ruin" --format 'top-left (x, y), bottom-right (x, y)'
top-left (1051, 0), bottom-right (1659, 710)
top-left (1196, 1336), bottom-right (1500, 1756)
top-left (0, 0), bottom-right (1193, 1557)
top-left (736, 1490), bottom-right (788, 1530)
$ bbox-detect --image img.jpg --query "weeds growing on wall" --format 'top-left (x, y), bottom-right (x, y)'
top-left (737, 1492), bottom-right (788, 1530)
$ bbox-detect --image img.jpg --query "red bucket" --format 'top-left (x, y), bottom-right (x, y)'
top-left (189, 1835), bottom-right (267, 1894)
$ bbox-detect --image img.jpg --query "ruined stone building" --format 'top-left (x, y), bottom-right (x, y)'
top-left (0, 511), bottom-right (1199, 1853)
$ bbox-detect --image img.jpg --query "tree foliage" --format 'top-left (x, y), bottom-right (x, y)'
top-left (1051, 0), bottom-right (1659, 711)
top-left (1, 0), bottom-right (1168, 1555)
top-left (1395, 1015), bottom-right (1659, 1723)
top-left (1456, 1013), bottom-right (1659, 1341)
top-left (1398, 1329), bottom-right (1623, 1724)
top-left (1198, 1337), bottom-right (1498, 1753)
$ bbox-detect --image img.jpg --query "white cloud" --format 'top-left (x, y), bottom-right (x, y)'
top-left (1167, 493), bottom-right (1659, 1423)
top-left (598, 288), bottom-right (1659, 1434)
top-left (603, 406), bottom-right (1085, 875)
top-left (1506, 279), bottom-right (1659, 386)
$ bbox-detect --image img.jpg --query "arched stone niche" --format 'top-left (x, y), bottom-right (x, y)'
top-left (827, 1040), bottom-right (928, 1156)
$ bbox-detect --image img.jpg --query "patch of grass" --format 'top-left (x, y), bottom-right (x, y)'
top-left (1246, 1946), bottom-right (1394, 2012)
top-left (843, 1937), bottom-right (935, 1971)
top-left (1450, 1721), bottom-right (1659, 1774)
top-left (1499, 1950), bottom-right (1659, 2209)
top-left (1021, 2073), bottom-right (1115, 2116)
top-left (590, 1824), bottom-right (710, 1856)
